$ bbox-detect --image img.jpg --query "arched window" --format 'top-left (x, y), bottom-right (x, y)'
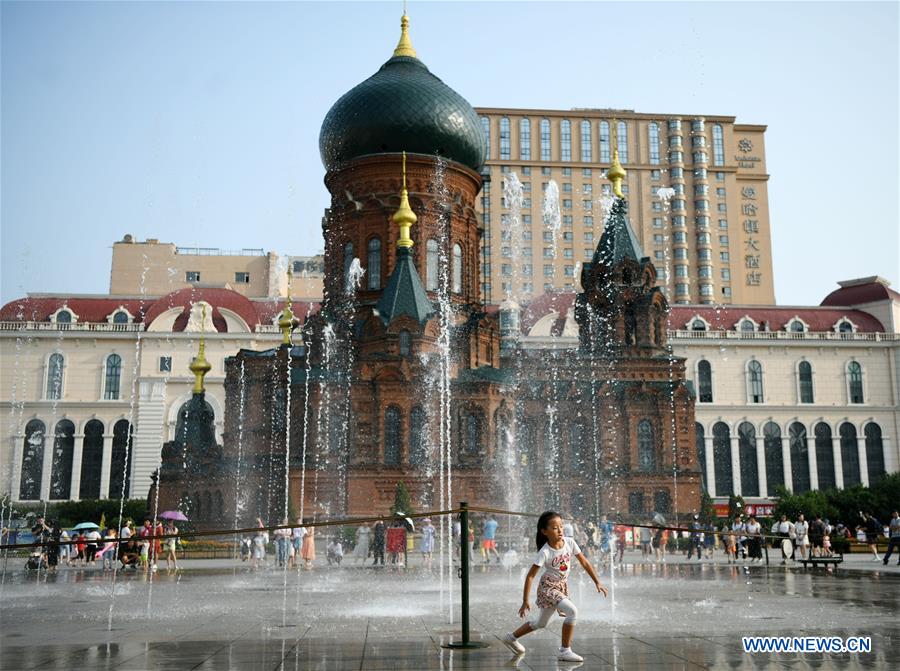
top-left (398, 329), bottom-right (411, 358)
top-left (46, 353), bottom-right (64, 400)
top-left (580, 120), bottom-right (592, 162)
top-left (599, 121), bottom-right (610, 162)
top-left (847, 362), bottom-right (864, 403)
top-left (409, 406), bottom-right (427, 465)
top-left (814, 422), bottom-right (835, 490)
top-left (426, 239), bottom-right (439, 291)
top-left (481, 117), bottom-right (490, 159)
top-left (747, 360), bottom-right (763, 403)
top-left (695, 423), bottom-right (706, 492)
top-left (343, 242), bottom-right (354, 290)
top-left (108, 419), bottom-right (132, 498)
top-left (540, 119), bottom-right (551, 161)
top-left (384, 406), bottom-right (402, 466)
top-left (104, 353), bottom-right (122, 400)
top-left (499, 117), bottom-right (511, 159)
top-left (838, 320), bottom-right (854, 333)
top-left (789, 320), bottom-right (806, 333)
top-left (50, 419), bottom-right (75, 500)
top-left (739, 319), bottom-right (755, 332)
top-left (648, 122), bottom-right (660, 164)
top-left (519, 118), bottom-right (531, 160)
top-left (452, 243), bottom-right (463, 294)
top-left (193, 492), bottom-right (202, 520)
top-left (637, 420), bottom-right (655, 472)
top-left (712, 422), bottom-right (732, 496)
top-left (691, 319), bottom-right (707, 331)
top-left (569, 423), bottom-right (586, 472)
top-left (789, 422), bottom-right (810, 493)
top-left (616, 121), bottom-right (628, 163)
top-left (798, 361), bottom-right (814, 403)
top-left (464, 412), bottom-right (483, 456)
top-left (112, 311), bottom-right (129, 324)
top-left (712, 124), bottom-right (725, 166)
top-left (839, 423), bottom-right (860, 487)
top-left (864, 422), bottom-right (885, 485)
top-left (215, 490), bottom-right (225, 518)
top-left (367, 238), bottom-right (381, 290)
top-left (55, 310), bottom-right (72, 324)
top-left (80, 419), bottom-right (104, 499)
top-left (763, 422), bottom-right (784, 491)
top-left (19, 419), bottom-right (45, 500)
top-left (697, 360), bottom-right (713, 403)
top-left (175, 398), bottom-right (215, 443)
top-left (559, 119), bottom-right (571, 161)
top-left (738, 422), bottom-right (759, 496)
top-left (654, 490), bottom-right (671, 514)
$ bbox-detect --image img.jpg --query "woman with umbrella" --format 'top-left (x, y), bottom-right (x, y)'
top-left (158, 511), bottom-right (187, 571)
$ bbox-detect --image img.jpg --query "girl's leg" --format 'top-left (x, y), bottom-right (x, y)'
top-left (513, 605), bottom-right (555, 638)
top-left (555, 599), bottom-right (578, 648)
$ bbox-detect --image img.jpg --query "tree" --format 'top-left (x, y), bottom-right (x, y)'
top-left (727, 494), bottom-right (745, 520)
top-left (699, 491), bottom-right (716, 524)
top-left (390, 482), bottom-right (413, 517)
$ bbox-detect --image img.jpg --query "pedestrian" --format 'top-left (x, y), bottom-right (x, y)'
top-left (291, 518), bottom-right (305, 569)
top-left (809, 515), bottom-right (826, 557)
top-left (639, 523), bottom-right (652, 561)
top-left (74, 531), bottom-right (86, 566)
top-left (163, 521), bottom-right (178, 571)
top-left (326, 537), bottom-right (343, 565)
top-left (882, 511), bottom-right (900, 566)
top-left (862, 512), bottom-right (883, 561)
top-left (138, 519), bottom-right (154, 569)
top-left (252, 518), bottom-right (267, 569)
top-left (773, 515), bottom-right (795, 562)
top-left (98, 528), bottom-right (118, 570)
top-left (420, 518), bottom-right (436, 568)
top-left (722, 521), bottom-right (736, 563)
top-left (584, 521), bottom-right (597, 558)
top-left (482, 515), bottom-right (501, 564)
top-left (372, 520), bottom-right (386, 566)
top-left (502, 511), bottom-right (608, 662)
top-left (745, 515), bottom-right (762, 561)
top-left (59, 527), bottom-right (71, 566)
top-left (731, 516), bottom-right (746, 560)
top-left (794, 514), bottom-right (809, 560)
top-left (275, 519), bottom-right (291, 568)
top-left (153, 520), bottom-right (164, 570)
top-left (301, 521), bottom-right (316, 569)
top-left (598, 515), bottom-right (613, 567)
top-left (687, 515), bottom-right (703, 560)
top-left (85, 526), bottom-right (102, 564)
top-left (467, 519), bottom-right (476, 563)
top-left (353, 523), bottom-right (371, 564)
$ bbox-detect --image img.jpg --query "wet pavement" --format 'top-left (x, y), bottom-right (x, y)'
top-left (1, 553), bottom-right (897, 670)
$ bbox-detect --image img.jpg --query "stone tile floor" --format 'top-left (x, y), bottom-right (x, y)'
top-left (1, 553), bottom-right (897, 670)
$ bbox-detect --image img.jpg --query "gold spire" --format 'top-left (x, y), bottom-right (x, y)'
top-left (607, 118), bottom-right (626, 198)
top-left (393, 12), bottom-right (417, 58)
top-left (278, 270), bottom-right (295, 346)
top-left (189, 304), bottom-right (212, 394)
top-left (393, 151), bottom-right (417, 249)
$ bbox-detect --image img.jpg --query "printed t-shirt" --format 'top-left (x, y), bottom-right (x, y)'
top-left (533, 537), bottom-right (581, 580)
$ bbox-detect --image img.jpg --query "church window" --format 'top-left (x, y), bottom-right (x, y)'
top-left (399, 329), bottom-right (411, 358)
top-left (343, 242), bottom-right (354, 290)
top-left (409, 406), bottom-right (428, 465)
top-left (426, 239), bottom-right (439, 291)
top-left (763, 422), bottom-right (784, 491)
top-left (637, 420), bottom-right (655, 471)
top-left (367, 238), bottom-right (381, 290)
top-left (789, 422), bottom-right (810, 492)
top-left (104, 353), bottom-right (122, 400)
top-left (452, 243), bottom-right (463, 294)
top-left (384, 406), bottom-right (402, 466)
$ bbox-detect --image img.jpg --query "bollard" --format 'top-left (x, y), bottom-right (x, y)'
top-left (443, 502), bottom-right (489, 650)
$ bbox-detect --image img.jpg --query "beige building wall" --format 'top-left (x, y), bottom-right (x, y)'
top-left (475, 109), bottom-right (776, 307)
top-left (109, 236), bottom-right (281, 298)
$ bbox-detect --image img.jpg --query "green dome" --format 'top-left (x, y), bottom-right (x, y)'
top-left (319, 54), bottom-right (486, 172)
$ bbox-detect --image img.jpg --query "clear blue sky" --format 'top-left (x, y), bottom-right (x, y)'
top-left (2, 1), bottom-right (897, 307)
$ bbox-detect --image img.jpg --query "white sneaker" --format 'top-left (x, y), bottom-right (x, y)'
top-left (558, 648), bottom-right (583, 662)
top-left (503, 633), bottom-right (525, 655)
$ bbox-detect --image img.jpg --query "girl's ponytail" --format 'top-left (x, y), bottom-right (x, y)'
top-left (536, 511), bottom-right (561, 551)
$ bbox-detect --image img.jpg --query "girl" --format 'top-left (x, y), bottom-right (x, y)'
top-left (503, 511), bottom-right (608, 662)
top-left (301, 521), bottom-right (315, 569)
top-left (420, 518), bottom-right (436, 568)
top-left (164, 521), bottom-right (178, 571)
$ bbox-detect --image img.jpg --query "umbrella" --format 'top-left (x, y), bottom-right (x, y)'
top-left (158, 511), bottom-right (188, 521)
top-left (72, 522), bottom-right (100, 531)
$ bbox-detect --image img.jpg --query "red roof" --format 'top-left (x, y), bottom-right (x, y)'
top-left (821, 278), bottom-right (900, 307)
top-left (0, 297), bottom-right (148, 323)
top-left (668, 306), bottom-right (883, 332)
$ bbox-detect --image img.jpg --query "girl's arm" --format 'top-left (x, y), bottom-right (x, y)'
top-left (576, 552), bottom-right (609, 597)
top-left (518, 564), bottom-right (540, 617)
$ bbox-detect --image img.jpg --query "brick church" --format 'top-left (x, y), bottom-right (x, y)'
top-left (153, 14), bottom-right (701, 527)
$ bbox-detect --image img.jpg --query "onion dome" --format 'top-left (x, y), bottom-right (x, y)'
top-left (319, 14), bottom-right (486, 172)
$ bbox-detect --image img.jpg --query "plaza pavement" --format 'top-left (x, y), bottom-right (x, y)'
top-left (1, 549), bottom-right (897, 670)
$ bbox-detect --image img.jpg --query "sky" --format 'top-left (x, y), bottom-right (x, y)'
top-left (2, 0), bottom-right (898, 307)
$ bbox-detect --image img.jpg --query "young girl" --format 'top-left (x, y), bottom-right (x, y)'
top-left (503, 511), bottom-right (608, 662)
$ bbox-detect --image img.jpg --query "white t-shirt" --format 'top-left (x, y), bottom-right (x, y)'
top-left (533, 538), bottom-right (581, 580)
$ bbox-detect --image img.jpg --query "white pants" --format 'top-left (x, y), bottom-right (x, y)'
top-left (531, 598), bottom-right (578, 629)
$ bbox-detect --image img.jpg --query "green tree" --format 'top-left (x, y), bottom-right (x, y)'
top-left (727, 494), bottom-right (745, 520)
top-left (699, 491), bottom-right (716, 524)
top-left (390, 482), bottom-right (413, 518)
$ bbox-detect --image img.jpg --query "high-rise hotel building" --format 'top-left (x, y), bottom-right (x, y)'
top-left (475, 108), bottom-right (775, 306)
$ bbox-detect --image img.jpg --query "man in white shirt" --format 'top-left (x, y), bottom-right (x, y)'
top-left (773, 515), bottom-right (795, 562)
top-left (731, 517), bottom-right (746, 560)
top-left (85, 529), bottom-right (102, 563)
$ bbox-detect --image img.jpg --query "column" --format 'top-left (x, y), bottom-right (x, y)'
top-left (9, 433), bottom-right (22, 501)
top-left (70, 433), bottom-right (84, 501)
top-left (807, 435), bottom-right (819, 491)
top-left (831, 435), bottom-right (844, 490)
top-left (730, 435), bottom-right (742, 495)
top-left (39, 428), bottom-right (54, 501)
top-left (755, 435), bottom-right (768, 498)
top-left (857, 435), bottom-right (869, 487)
top-left (704, 436), bottom-right (716, 496)
top-left (99, 433), bottom-right (114, 499)
top-left (781, 435), bottom-right (793, 492)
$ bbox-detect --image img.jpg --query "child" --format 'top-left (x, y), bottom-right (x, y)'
top-left (503, 511), bottom-right (608, 662)
top-left (822, 534), bottom-right (832, 556)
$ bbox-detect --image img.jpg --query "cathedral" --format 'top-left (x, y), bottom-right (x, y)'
top-left (152, 14), bottom-right (701, 527)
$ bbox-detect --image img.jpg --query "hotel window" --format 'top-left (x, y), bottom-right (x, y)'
top-left (676, 284), bottom-right (689, 295)
top-left (696, 215), bottom-right (710, 227)
top-left (718, 219), bottom-right (728, 229)
top-left (692, 119), bottom-right (705, 132)
top-left (599, 121), bottom-right (610, 162)
top-left (648, 122), bottom-right (660, 164)
top-left (721, 268), bottom-right (731, 280)
top-left (847, 362), bottom-right (864, 403)
top-left (602, 184), bottom-right (612, 196)
top-left (584, 216), bottom-right (593, 226)
top-left (562, 199), bottom-right (572, 209)
top-left (672, 199), bottom-right (685, 210)
top-left (722, 287), bottom-right (732, 298)
top-left (582, 200), bottom-right (592, 210)
top-left (582, 184), bottom-right (592, 195)
top-left (501, 165), bottom-right (511, 173)
top-left (563, 231), bottom-right (573, 241)
top-left (698, 249), bottom-right (711, 260)
top-left (584, 232), bottom-right (593, 242)
top-left (654, 251), bottom-right (664, 260)
top-left (452, 243), bottom-right (463, 294)
top-left (670, 167), bottom-right (683, 179)
top-left (674, 248), bottom-right (688, 260)
top-left (651, 169), bottom-right (661, 180)
top-left (562, 182), bottom-right (572, 193)
top-left (652, 202), bottom-right (662, 212)
top-left (747, 360), bottom-right (764, 403)
top-left (672, 215), bottom-right (686, 226)
top-left (675, 265), bottom-right (688, 277)
top-left (522, 247), bottom-right (532, 257)
top-left (500, 117), bottom-right (511, 160)
top-left (564, 265), bottom-right (574, 277)
top-left (501, 264), bottom-right (512, 276)
top-left (582, 168), bottom-right (592, 176)
top-left (343, 242), bottom-right (354, 289)
top-left (522, 264), bottom-right (533, 276)
top-left (699, 266), bottom-right (712, 278)
top-left (540, 119), bottom-right (551, 160)
top-left (674, 231), bottom-right (687, 243)
top-left (616, 121), bottom-right (628, 162)
top-left (521, 166), bottom-right (531, 175)
top-left (500, 231), bottom-right (512, 242)
top-left (564, 249), bottom-right (573, 259)
top-left (712, 125), bottom-right (725, 166)
top-left (522, 198), bottom-right (531, 207)
top-left (584, 248), bottom-right (593, 258)
top-left (653, 234), bottom-right (664, 244)
top-left (700, 285), bottom-right (713, 297)
top-left (234, 272), bottom-right (250, 284)
top-left (543, 265), bottom-right (554, 276)
top-left (562, 167), bottom-right (571, 176)
top-left (669, 151), bottom-right (683, 163)
top-left (653, 217), bottom-right (663, 228)
top-left (670, 135), bottom-right (682, 147)
top-left (692, 135), bottom-right (706, 148)
top-left (717, 203), bottom-right (727, 212)
top-left (716, 187), bottom-right (726, 196)
top-left (522, 182), bottom-right (531, 192)
top-left (668, 119), bottom-right (681, 131)
top-left (543, 231), bottom-right (553, 242)
top-left (560, 120), bottom-right (572, 161)
top-left (501, 247), bottom-right (511, 257)
top-left (186, 271), bottom-right (201, 283)
top-left (719, 235), bottom-right (729, 245)
top-left (716, 171), bottom-right (725, 180)
top-left (481, 117), bottom-right (490, 159)
top-left (519, 118), bottom-right (531, 160)
top-left (542, 166), bottom-right (551, 175)
top-left (580, 120), bottom-right (592, 162)
top-left (695, 200), bottom-right (709, 211)
top-left (697, 232), bottom-right (710, 244)
top-left (694, 184), bottom-right (709, 196)
top-left (543, 248), bottom-right (553, 258)
top-left (522, 215), bottom-right (532, 225)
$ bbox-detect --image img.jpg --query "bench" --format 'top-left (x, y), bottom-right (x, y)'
top-left (797, 554), bottom-right (843, 568)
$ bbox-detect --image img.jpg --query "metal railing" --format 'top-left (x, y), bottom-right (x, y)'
top-left (668, 329), bottom-right (897, 342)
top-left (0, 322), bottom-right (143, 333)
